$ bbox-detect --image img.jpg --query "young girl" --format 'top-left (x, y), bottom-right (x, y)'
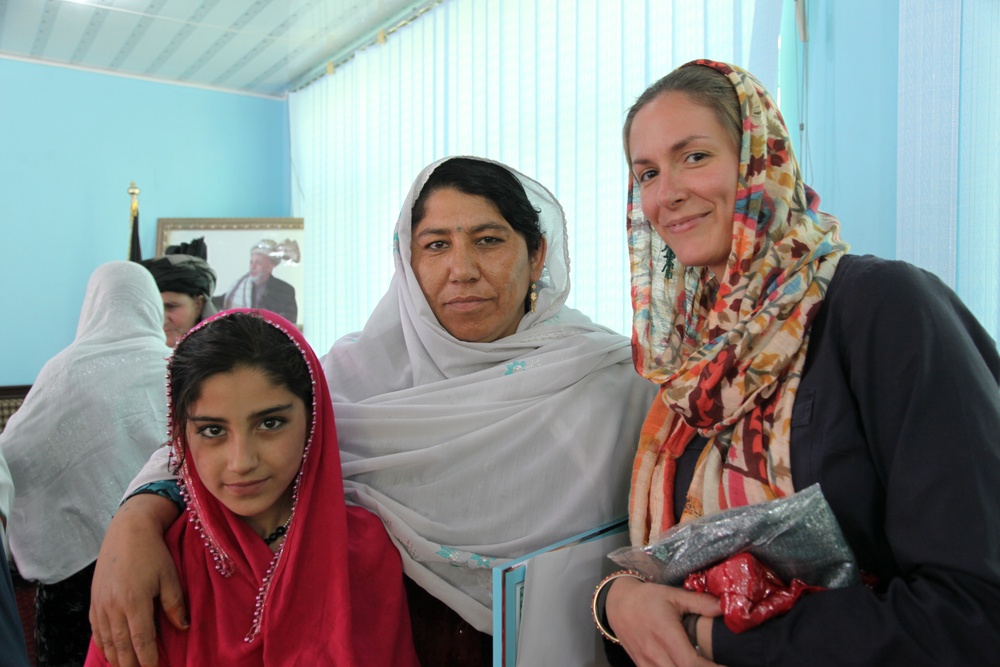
top-left (87, 309), bottom-right (417, 666)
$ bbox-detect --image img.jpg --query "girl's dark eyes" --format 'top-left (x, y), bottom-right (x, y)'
top-left (476, 236), bottom-right (503, 245)
top-left (193, 418), bottom-right (285, 438)
top-left (685, 152), bottom-right (709, 163)
top-left (637, 169), bottom-right (658, 183)
top-left (260, 417), bottom-right (285, 430)
top-left (197, 425), bottom-right (225, 438)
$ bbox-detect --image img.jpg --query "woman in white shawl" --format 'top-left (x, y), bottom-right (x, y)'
top-left (332, 157), bottom-right (657, 661)
top-left (89, 158), bottom-right (656, 667)
top-left (1, 260), bottom-right (170, 666)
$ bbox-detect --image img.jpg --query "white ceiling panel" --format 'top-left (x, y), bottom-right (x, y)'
top-left (0, 0), bottom-right (437, 98)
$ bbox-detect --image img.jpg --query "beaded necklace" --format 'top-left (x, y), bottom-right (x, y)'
top-left (262, 514), bottom-right (292, 546)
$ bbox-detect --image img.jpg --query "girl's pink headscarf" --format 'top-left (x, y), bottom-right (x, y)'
top-left (158, 309), bottom-right (417, 666)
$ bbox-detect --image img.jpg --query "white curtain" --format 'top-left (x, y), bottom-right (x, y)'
top-left (290, 0), bottom-right (781, 354)
top-left (897, 0), bottom-right (1000, 340)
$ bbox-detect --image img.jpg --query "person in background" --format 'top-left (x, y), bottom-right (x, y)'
top-left (0, 553), bottom-right (30, 667)
top-left (0, 448), bottom-right (31, 667)
top-left (89, 157), bottom-right (657, 667)
top-left (0, 437), bottom-right (13, 557)
top-left (593, 59), bottom-right (1000, 666)
top-left (217, 240), bottom-right (298, 324)
top-left (84, 310), bottom-right (418, 666)
top-left (0, 261), bottom-right (169, 666)
top-left (141, 239), bottom-right (218, 347)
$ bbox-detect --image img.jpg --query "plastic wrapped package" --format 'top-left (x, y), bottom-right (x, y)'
top-left (609, 484), bottom-right (859, 631)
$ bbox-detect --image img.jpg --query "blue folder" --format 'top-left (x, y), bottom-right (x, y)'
top-left (491, 517), bottom-right (628, 667)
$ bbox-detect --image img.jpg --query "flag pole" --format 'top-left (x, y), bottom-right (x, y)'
top-left (128, 181), bottom-right (142, 261)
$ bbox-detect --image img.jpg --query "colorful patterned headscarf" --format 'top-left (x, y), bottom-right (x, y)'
top-left (627, 60), bottom-right (849, 545)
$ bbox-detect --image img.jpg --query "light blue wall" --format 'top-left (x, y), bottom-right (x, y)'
top-left (0, 2), bottom-right (906, 385)
top-left (0, 58), bottom-right (290, 385)
top-left (795, 0), bottom-right (899, 259)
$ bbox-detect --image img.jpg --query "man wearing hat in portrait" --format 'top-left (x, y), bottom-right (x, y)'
top-left (218, 239), bottom-right (298, 324)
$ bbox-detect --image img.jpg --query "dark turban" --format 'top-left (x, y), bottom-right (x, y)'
top-left (140, 254), bottom-right (217, 298)
top-left (164, 237), bottom-right (209, 260)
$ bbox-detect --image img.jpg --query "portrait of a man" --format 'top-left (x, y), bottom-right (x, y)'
top-left (214, 239), bottom-right (299, 323)
top-left (157, 218), bottom-right (304, 329)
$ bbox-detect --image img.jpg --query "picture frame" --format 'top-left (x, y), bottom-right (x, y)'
top-left (155, 218), bottom-right (304, 328)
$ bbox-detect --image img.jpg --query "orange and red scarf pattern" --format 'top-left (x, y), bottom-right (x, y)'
top-left (627, 61), bottom-right (848, 545)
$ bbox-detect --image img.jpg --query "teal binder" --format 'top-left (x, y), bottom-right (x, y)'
top-left (491, 517), bottom-right (628, 667)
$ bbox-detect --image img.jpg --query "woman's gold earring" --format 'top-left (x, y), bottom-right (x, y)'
top-left (530, 282), bottom-right (538, 313)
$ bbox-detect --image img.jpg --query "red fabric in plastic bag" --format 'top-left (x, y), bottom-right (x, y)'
top-left (683, 552), bottom-right (824, 633)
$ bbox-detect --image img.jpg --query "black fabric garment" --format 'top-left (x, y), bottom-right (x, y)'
top-left (253, 275), bottom-right (298, 324)
top-left (218, 274), bottom-right (298, 324)
top-left (128, 211), bottom-right (141, 263)
top-left (609, 255), bottom-right (1000, 666)
top-left (34, 561), bottom-right (95, 667)
top-left (0, 549), bottom-right (30, 667)
top-left (403, 575), bottom-right (492, 667)
top-left (164, 237), bottom-right (208, 261)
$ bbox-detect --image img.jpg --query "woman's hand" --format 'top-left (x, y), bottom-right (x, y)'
top-left (89, 494), bottom-right (185, 667)
top-left (606, 576), bottom-right (724, 667)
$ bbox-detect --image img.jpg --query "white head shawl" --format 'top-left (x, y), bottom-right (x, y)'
top-left (0, 451), bottom-right (12, 557)
top-left (326, 157), bottom-right (656, 632)
top-left (0, 261), bottom-right (170, 583)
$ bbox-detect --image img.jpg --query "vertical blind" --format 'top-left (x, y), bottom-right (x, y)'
top-left (897, 0), bottom-right (1000, 341)
top-left (290, 0), bottom-right (781, 354)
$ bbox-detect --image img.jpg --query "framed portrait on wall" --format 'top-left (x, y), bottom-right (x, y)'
top-left (156, 218), bottom-right (304, 329)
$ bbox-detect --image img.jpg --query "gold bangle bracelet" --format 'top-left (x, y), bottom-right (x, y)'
top-left (591, 569), bottom-right (647, 644)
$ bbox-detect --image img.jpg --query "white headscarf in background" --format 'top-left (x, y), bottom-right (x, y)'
top-left (0, 450), bottom-right (13, 557)
top-left (1, 261), bottom-right (170, 583)
top-left (327, 157), bottom-right (656, 632)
